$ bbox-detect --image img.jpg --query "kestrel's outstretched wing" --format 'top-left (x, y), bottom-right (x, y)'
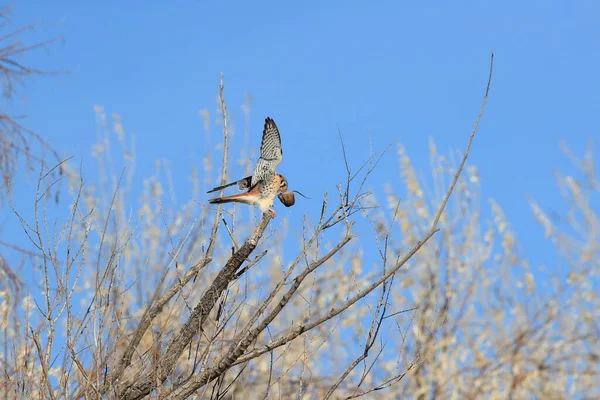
top-left (251, 117), bottom-right (282, 187)
top-left (207, 176), bottom-right (252, 194)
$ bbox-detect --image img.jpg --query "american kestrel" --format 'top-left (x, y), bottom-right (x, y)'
top-left (207, 117), bottom-right (292, 218)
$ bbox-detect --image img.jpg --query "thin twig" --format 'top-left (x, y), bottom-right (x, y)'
top-left (29, 328), bottom-right (57, 400)
top-left (431, 53), bottom-right (493, 230)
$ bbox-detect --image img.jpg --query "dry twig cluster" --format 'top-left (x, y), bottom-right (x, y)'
top-left (1, 51), bottom-right (598, 400)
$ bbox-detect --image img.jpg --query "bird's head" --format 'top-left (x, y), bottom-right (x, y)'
top-left (277, 174), bottom-right (288, 193)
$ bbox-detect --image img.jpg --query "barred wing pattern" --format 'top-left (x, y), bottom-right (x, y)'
top-left (251, 117), bottom-right (283, 187)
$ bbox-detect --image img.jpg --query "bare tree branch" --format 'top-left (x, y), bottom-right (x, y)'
top-left (120, 213), bottom-right (273, 400)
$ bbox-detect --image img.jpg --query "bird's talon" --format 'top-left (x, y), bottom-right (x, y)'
top-left (268, 208), bottom-right (276, 219)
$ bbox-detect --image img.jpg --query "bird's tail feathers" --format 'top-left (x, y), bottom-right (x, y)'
top-left (208, 192), bottom-right (254, 205)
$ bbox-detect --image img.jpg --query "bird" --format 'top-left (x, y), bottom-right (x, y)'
top-left (207, 117), bottom-right (290, 218)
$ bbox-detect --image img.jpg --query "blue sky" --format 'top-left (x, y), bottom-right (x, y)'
top-left (7, 1), bottom-right (600, 275)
